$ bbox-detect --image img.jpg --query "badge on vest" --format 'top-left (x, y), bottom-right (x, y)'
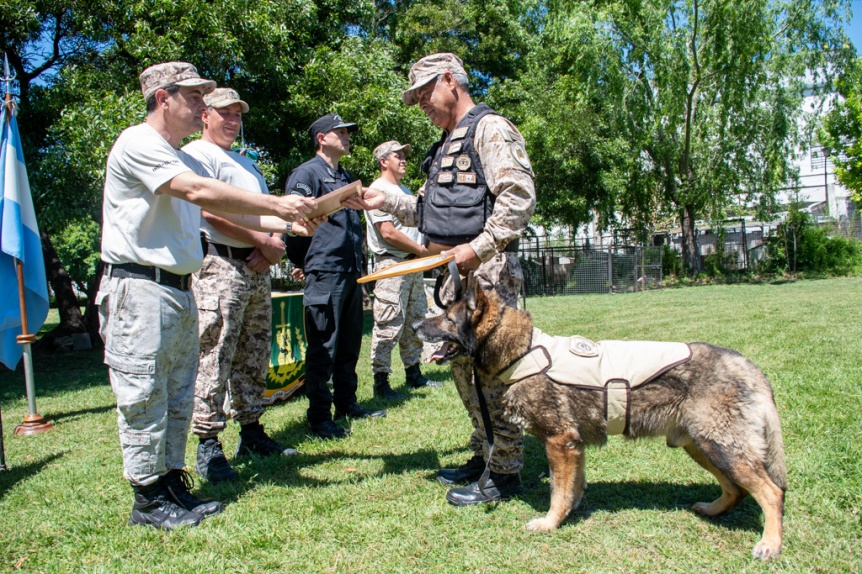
top-left (456, 172), bottom-right (477, 184)
top-left (447, 142), bottom-right (463, 155)
top-left (437, 172), bottom-right (454, 184)
top-left (455, 155), bottom-right (472, 171)
top-left (440, 156), bottom-right (454, 168)
top-left (450, 127), bottom-right (468, 140)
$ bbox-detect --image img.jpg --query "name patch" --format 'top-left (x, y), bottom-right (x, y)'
top-left (450, 127), bottom-right (468, 140)
top-left (456, 172), bottom-right (477, 184)
top-left (437, 172), bottom-right (454, 184)
top-left (440, 156), bottom-right (454, 168)
top-left (447, 142), bottom-right (463, 155)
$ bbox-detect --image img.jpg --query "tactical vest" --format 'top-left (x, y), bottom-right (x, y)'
top-left (419, 104), bottom-right (497, 246)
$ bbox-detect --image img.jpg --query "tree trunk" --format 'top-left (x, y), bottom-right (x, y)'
top-left (35, 229), bottom-right (89, 351)
top-left (680, 204), bottom-right (701, 276)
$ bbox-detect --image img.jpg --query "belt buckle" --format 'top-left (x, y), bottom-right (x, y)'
top-left (154, 267), bottom-right (161, 283)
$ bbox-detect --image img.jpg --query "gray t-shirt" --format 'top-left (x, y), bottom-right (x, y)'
top-left (365, 178), bottom-right (422, 259)
top-left (101, 123), bottom-right (208, 274)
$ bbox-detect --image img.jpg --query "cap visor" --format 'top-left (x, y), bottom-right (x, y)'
top-left (401, 75), bottom-right (437, 106)
top-left (333, 122), bottom-right (358, 132)
top-left (175, 78), bottom-right (217, 94)
top-left (212, 99), bottom-right (250, 113)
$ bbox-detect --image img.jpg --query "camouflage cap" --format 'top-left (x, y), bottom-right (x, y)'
top-left (373, 140), bottom-right (412, 161)
top-left (139, 62), bottom-right (216, 101)
top-left (204, 87), bottom-right (249, 113)
top-left (401, 53), bottom-right (466, 106)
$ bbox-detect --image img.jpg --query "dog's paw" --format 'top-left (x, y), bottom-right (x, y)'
top-left (691, 501), bottom-right (724, 517)
top-left (525, 517), bottom-right (559, 532)
top-left (751, 539), bottom-right (781, 560)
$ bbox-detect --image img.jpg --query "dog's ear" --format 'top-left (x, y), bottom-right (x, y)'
top-left (465, 271), bottom-right (485, 312)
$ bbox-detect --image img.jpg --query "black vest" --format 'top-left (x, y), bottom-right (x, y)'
top-left (419, 104), bottom-right (497, 246)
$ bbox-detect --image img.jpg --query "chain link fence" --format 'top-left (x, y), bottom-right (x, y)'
top-left (519, 245), bottom-right (663, 296)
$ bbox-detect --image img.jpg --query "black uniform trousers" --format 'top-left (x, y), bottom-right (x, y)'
top-left (302, 270), bottom-right (363, 425)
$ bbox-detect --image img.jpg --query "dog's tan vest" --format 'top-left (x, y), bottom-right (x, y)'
top-left (497, 329), bottom-right (692, 435)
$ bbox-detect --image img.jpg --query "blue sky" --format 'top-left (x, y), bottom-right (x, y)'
top-left (849, 0), bottom-right (862, 53)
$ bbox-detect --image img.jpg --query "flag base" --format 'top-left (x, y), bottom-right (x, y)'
top-left (14, 413), bottom-right (54, 435)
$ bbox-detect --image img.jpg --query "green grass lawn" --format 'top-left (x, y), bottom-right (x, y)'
top-left (1, 278), bottom-right (860, 572)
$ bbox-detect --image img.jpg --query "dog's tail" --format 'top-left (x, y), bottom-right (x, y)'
top-left (763, 395), bottom-right (787, 492)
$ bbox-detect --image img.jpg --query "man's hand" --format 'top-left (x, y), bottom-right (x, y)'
top-left (343, 186), bottom-right (385, 211)
top-left (245, 248), bottom-right (273, 274)
top-left (289, 215), bottom-right (327, 237)
top-left (290, 267), bottom-right (306, 282)
top-left (257, 235), bottom-right (286, 264)
top-left (442, 243), bottom-right (481, 273)
top-left (277, 195), bottom-right (317, 221)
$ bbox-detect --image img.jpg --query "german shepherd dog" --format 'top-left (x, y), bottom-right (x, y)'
top-left (414, 276), bottom-right (786, 560)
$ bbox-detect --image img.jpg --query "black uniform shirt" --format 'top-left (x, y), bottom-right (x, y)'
top-left (284, 155), bottom-right (363, 273)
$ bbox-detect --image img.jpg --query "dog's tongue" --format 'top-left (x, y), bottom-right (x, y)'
top-left (428, 343), bottom-right (454, 363)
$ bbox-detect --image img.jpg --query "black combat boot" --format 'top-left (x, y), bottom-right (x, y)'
top-left (405, 363), bottom-right (443, 389)
top-left (437, 454), bottom-right (485, 485)
top-left (373, 372), bottom-right (403, 400)
top-left (162, 469), bottom-right (224, 518)
top-left (236, 421), bottom-right (298, 457)
top-left (445, 471), bottom-right (525, 506)
top-left (129, 479), bottom-right (203, 530)
top-left (195, 437), bottom-right (239, 484)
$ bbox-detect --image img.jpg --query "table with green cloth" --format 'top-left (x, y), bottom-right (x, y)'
top-left (263, 291), bottom-right (305, 405)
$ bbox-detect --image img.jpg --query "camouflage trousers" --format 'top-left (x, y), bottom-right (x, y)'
top-left (370, 255), bottom-right (427, 373)
top-left (97, 273), bottom-right (199, 486)
top-left (443, 252), bottom-right (525, 474)
top-left (191, 254), bottom-right (272, 438)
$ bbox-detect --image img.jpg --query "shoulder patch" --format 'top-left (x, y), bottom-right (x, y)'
top-left (509, 141), bottom-right (532, 171)
top-left (293, 182), bottom-right (313, 196)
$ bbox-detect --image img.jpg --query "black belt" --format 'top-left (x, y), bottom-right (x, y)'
top-left (384, 253), bottom-right (417, 261)
top-left (208, 242), bottom-right (255, 261)
top-left (106, 262), bottom-right (192, 291)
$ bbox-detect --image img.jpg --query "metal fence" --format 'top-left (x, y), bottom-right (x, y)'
top-left (519, 245), bottom-right (663, 296)
top-left (271, 244), bottom-right (664, 298)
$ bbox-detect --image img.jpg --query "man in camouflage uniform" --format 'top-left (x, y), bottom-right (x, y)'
top-left (354, 53), bottom-right (536, 505)
top-left (366, 141), bottom-right (443, 400)
top-left (183, 88), bottom-right (299, 484)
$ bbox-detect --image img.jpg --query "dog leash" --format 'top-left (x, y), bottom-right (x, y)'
top-left (473, 365), bottom-right (496, 497)
top-left (433, 260), bottom-right (495, 496)
top-left (433, 259), bottom-right (462, 310)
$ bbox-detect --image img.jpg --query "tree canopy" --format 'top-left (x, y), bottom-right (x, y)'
top-left (0, 0), bottom-right (857, 341)
top-left (822, 57), bottom-right (862, 204)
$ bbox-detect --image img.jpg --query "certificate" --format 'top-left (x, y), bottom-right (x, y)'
top-left (357, 254), bottom-right (455, 284)
top-left (307, 180), bottom-right (362, 219)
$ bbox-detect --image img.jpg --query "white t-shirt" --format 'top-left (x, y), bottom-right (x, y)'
top-left (365, 178), bottom-right (423, 259)
top-left (101, 123), bottom-right (209, 275)
top-left (182, 139), bottom-right (269, 249)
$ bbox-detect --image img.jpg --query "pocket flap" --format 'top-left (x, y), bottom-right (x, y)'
top-left (196, 295), bottom-right (219, 312)
top-left (303, 292), bottom-right (330, 306)
top-left (104, 350), bottom-right (156, 375)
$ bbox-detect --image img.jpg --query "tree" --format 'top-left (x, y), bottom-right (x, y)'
top-left (504, 0), bottom-right (855, 274)
top-left (821, 58), bottom-right (862, 204)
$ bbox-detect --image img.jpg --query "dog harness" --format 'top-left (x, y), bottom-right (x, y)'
top-left (496, 329), bottom-right (692, 435)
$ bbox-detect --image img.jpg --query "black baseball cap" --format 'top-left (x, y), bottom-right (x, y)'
top-left (308, 113), bottom-right (358, 142)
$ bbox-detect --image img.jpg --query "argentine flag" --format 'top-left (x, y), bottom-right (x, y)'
top-left (0, 105), bottom-right (48, 370)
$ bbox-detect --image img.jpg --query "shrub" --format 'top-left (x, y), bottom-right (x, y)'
top-left (762, 206), bottom-right (862, 274)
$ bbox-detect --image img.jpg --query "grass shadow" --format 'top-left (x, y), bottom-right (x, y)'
top-left (0, 452), bottom-right (65, 500)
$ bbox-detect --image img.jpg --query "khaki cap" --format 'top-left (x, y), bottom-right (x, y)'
top-left (402, 53), bottom-right (466, 106)
top-left (204, 87), bottom-right (249, 113)
top-left (139, 62), bottom-right (216, 101)
top-left (373, 140), bottom-right (412, 161)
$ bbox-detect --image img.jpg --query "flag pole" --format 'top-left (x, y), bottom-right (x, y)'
top-left (2, 55), bottom-right (52, 436)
